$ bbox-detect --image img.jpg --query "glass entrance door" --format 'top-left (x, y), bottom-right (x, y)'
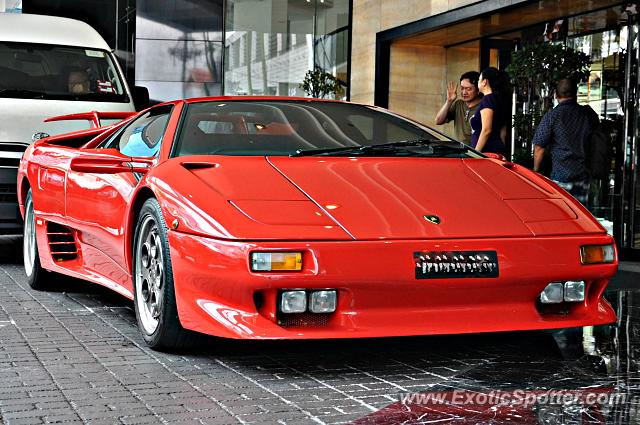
top-left (565, 5), bottom-right (639, 254)
top-left (623, 10), bottom-right (640, 252)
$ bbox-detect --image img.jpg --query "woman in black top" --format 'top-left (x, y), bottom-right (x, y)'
top-left (469, 67), bottom-right (510, 155)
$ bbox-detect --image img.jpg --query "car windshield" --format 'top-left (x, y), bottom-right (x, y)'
top-left (173, 100), bottom-right (480, 158)
top-left (0, 42), bottom-right (128, 102)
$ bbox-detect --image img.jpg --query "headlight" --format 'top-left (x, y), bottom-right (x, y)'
top-left (251, 252), bottom-right (302, 271)
top-left (580, 244), bottom-right (615, 264)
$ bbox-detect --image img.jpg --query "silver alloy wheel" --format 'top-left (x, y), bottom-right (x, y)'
top-left (23, 195), bottom-right (36, 277)
top-left (135, 214), bottom-right (165, 335)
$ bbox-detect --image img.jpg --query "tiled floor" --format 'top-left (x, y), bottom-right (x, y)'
top-left (0, 237), bottom-right (638, 424)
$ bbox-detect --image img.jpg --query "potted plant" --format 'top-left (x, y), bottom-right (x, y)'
top-left (300, 66), bottom-right (345, 99)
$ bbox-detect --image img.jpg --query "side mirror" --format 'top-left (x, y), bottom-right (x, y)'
top-left (70, 148), bottom-right (153, 174)
top-left (484, 152), bottom-right (506, 161)
top-left (133, 86), bottom-right (150, 111)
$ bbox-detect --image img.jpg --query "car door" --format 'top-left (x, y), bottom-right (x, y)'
top-left (65, 105), bottom-right (174, 290)
top-left (32, 145), bottom-right (74, 222)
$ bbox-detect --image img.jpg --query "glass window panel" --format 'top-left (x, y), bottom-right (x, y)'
top-left (224, 0), bottom-right (314, 96)
top-left (314, 0), bottom-right (349, 92)
top-left (137, 80), bottom-right (221, 102)
top-left (135, 0), bottom-right (223, 101)
top-left (566, 25), bottom-right (628, 231)
top-left (137, 0), bottom-right (223, 41)
top-left (567, 7), bottom-right (623, 37)
top-left (628, 22), bottom-right (640, 248)
top-left (136, 39), bottom-right (222, 83)
top-left (224, 0), bottom-right (349, 97)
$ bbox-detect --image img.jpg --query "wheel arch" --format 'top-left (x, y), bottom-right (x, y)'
top-left (126, 187), bottom-right (157, 273)
top-left (128, 185), bottom-right (192, 350)
top-left (18, 176), bottom-right (31, 217)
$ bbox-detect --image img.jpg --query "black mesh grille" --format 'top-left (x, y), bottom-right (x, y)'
top-left (277, 312), bottom-right (332, 328)
top-left (0, 143), bottom-right (28, 152)
top-left (0, 183), bottom-right (17, 203)
top-left (0, 143), bottom-right (26, 169)
top-left (0, 158), bottom-right (20, 168)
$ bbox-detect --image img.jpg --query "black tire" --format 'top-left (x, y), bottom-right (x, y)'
top-left (133, 198), bottom-right (191, 351)
top-left (23, 189), bottom-right (50, 290)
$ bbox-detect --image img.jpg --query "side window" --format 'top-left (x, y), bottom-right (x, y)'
top-left (102, 106), bottom-right (173, 157)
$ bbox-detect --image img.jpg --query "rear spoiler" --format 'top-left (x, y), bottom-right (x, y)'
top-left (44, 111), bottom-right (136, 129)
top-left (44, 126), bottom-right (110, 145)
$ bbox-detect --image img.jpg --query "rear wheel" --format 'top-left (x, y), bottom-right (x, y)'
top-left (23, 189), bottom-right (49, 290)
top-left (133, 198), bottom-right (191, 351)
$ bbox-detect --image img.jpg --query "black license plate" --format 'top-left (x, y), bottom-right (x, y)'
top-left (414, 250), bottom-right (499, 279)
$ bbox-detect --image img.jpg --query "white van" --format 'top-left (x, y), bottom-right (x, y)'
top-left (0, 13), bottom-right (140, 233)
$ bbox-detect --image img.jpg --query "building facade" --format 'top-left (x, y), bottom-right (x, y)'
top-left (11, 0), bottom-right (640, 258)
top-left (224, 0), bottom-right (350, 98)
top-left (134, 0), bottom-right (350, 101)
top-left (22, 0), bottom-right (350, 102)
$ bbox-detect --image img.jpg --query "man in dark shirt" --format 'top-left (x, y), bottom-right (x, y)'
top-left (532, 79), bottom-right (599, 204)
top-left (434, 71), bottom-right (482, 145)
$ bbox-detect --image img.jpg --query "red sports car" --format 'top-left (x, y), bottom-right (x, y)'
top-left (18, 97), bottom-right (618, 351)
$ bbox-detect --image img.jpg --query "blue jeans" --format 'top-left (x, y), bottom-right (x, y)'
top-left (553, 179), bottom-right (589, 205)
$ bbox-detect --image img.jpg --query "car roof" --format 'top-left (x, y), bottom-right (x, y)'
top-left (0, 13), bottom-right (110, 50)
top-left (184, 96), bottom-right (346, 104)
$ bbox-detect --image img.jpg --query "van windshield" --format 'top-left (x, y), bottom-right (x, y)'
top-left (0, 42), bottom-right (128, 103)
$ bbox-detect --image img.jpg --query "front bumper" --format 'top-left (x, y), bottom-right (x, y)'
top-left (168, 232), bottom-right (617, 340)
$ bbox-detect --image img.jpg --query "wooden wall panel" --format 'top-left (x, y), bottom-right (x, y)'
top-left (389, 44), bottom-right (445, 127)
top-left (351, 0), bottom-right (479, 105)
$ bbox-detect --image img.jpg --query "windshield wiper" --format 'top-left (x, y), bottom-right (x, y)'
top-left (291, 139), bottom-right (470, 157)
top-left (291, 145), bottom-right (364, 157)
top-left (0, 89), bottom-right (46, 99)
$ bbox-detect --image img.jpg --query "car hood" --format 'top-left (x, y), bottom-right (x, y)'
top-left (268, 156), bottom-right (603, 239)
top-left (155, 156), bottom-right (604, 240)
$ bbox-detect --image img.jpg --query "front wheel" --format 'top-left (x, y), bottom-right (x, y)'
top-left (23, 189), bottom-right (49, 290)
top-left (133, 198), bottom-right (190, 351)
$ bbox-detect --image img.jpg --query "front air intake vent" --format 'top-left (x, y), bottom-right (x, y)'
top-left (277, 312), bottom-right (332, 328)
top-left (46, 222), bottom-right (78, 261)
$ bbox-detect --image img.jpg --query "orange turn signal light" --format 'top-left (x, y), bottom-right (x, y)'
top-left (251, 252), bottom-right (302, 271)
top-left (580, 244), bottom-right (615, 264)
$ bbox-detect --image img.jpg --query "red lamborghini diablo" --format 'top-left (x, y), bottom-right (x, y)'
top-left (18, 98), bottom-right (618, 350)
